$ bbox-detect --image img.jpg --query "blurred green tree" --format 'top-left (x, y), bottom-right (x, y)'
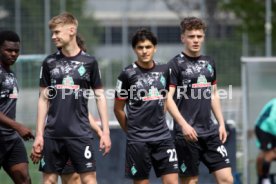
top-left (220, 0), bottom-right (276, 45)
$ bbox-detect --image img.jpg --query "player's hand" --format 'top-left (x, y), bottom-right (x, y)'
top-left (181, 123), bottom-right (198, 142)
top-left (99, 133), bottom-right (111, 156)
top-left (15, 123), bottom-right (35, 140)
top-left (30, 136), bottom-right (44, 164)
top-left (219, 124), bottom-right (227, 143)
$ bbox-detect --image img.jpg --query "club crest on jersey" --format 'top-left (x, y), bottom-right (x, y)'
top-left (192, 75), bottom-right (211, 88)
top-left (9, 87), bottom-right (18, 99)
top-left (78, 65), bottom-right (86, 76)
top-left (207, 64), bottom-right (213, 73)
top-left (55, 76), bottom-right (80, 89)
top-left (160, 75), bottom-right (166, 87)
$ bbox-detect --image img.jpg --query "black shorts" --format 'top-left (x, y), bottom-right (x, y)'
top-left (0, 136), bottom-right (28, 170)
top-left (39, 137), bottom-right (96, 174)
top-left (61, 159), bottom-right (75, 174)
top-left (125, 139), bottom-right (179, 179)
top-left (255, 127), bottom-right (276, 151)
top-left (175, 134), bottom-right (231, 177)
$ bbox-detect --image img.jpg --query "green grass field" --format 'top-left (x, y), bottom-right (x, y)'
top-left (0, 141), bottom-right (42, 183)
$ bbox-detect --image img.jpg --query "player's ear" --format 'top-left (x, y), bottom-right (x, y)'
top-left (69, 25), bottom-right (77, 36)
top-left (180, 33), bottom-right (185, 44)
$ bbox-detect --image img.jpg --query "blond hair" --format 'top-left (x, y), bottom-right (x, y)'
top-left (48, 12), bottom-right (78, 29)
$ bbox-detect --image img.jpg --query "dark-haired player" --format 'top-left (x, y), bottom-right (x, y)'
top-left (114, 28), bottom-right (179, 184)
top-left (0, 30), bottom-right (34, 184)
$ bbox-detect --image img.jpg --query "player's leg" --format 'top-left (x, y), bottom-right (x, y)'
top-left (79, 171), bottom-right (97, 184)
top-left (257, 148), bottom-right (276, 184)
top-left (161, 173), bottom-right (179, 184)
top-left (174, 138), bottom-right (200, 184)
top-left (151, 139), bottom-right (179, 184)
top-left (133, 179), bottom-right (149, 184)
top-left (61, 173), bottom-right (81, 184)
top-left (61, 159), bottom-right (81, 184)
top-left (255, 127), bottom-right (276, 184)
top-left (66, 138), bottom-right (97, 184)
top-left (212, 167), bottom-right (233, 184)
top-left (3, 137), bottom-right (31, 184)
top-left (202, 134), bottom-right (233, 184)
top-left (125, 141), bottom-right (151, 184)
top-left (256, 152), bottom-right (265, 178)
top-left (5, 163), bottom-right (31, 184)
top-left (39, 138), bottom-right (68, 184)
top-left (43, 173), bottom-right (59, 184)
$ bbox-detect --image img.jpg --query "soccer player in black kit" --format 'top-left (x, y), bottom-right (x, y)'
top-left (114, 28), bottom-right (179, 184)
top-left (166, 17), bottom-right (234, 184)
top-left (0, 30), bottom-right (34, 184)
top-left (31, 12), bottom-right (111, 184)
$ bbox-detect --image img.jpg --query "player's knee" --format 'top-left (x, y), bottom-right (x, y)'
top-left (181, 176), bottom-right (199, 184)
top-left (13, 172), bottom-right (31, 184)
top-left (220, 175), bottom-right (234, 184)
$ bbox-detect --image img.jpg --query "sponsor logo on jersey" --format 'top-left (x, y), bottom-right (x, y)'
top-left (192, 75), bottom-right (211, 88)
top-left (55, 76), bottom-right (80, 90)
top-left (141, 87), bottom-right (164, 101)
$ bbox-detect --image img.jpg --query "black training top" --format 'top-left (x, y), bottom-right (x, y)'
top-left (168, 52), bottom-right (218, 138)
top-left (115, 62), bottom-right (172, 142)
top-left (40, 50), bottom-right (102, 138)
top-left (0, 65), bottom-right (19, 139)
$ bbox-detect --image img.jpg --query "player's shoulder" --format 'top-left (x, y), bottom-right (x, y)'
top-left (200, 55), bottom-right (214, 61)
top-left (154, 61), bottom-right (169, 71)
top-left (43, 51), bottom-right (59, 64)
top-left (168, 53), bottom-right (186, 66)
top-left (78, 51), bottom-right (97, 63)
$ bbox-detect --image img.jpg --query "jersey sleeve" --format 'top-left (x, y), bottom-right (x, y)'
top-left (115, 70), bottom-right (129, 100)
top-left (210, 57), bottom-right (217, 85)
top-left (90, 60), bottom-right (103, 89)
top-left (39, 59), bottom-right (51, 87)
top-left (168, 60), bottom-right (179, 87)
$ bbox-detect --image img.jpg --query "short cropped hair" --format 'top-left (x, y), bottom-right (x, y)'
top-left (131, 28), bottom-right (157, 48)
top-left (180, 17), bottom-right (207, 34)
top-left (48, 12), bottom-right (78, 29)
top-left (0, 30), bottom-right (20, 46)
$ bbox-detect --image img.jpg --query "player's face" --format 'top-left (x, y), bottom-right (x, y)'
top-left (134, 39), bottom-right (156, 66)
top-left (181, 29), bottom-right (205, 57)
top-left (0, 41), bottom-right (20, 68)
top-left (51, 24), bottom-right (75, 48)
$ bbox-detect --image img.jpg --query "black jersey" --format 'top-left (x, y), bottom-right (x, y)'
top-left (0, 65), bottom-right (19, 139)
top-left (40, 50), bottom-right (102, 138)
top-left (168, 53), bottom-right (218, 138)
top-left (115, 62), bottom-right (171, 142)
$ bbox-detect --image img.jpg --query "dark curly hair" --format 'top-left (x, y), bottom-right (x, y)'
top-left (180, 17), bottom-right (207, 34)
